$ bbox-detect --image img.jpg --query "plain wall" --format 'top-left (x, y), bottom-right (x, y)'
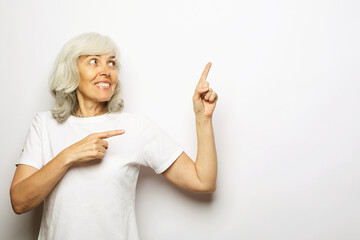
top-left (1, 0), bottom-right (360, 239)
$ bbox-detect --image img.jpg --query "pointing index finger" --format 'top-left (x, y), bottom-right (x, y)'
top-left (96, 130), bottom-right (125, 139)
top-left (198, 62), bottom-right (212, 85)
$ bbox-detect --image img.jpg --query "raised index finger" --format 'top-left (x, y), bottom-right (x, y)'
top-left (94, 129), bottom-right (125, 139)
top-left (197, 62), bottom-right (212, 86)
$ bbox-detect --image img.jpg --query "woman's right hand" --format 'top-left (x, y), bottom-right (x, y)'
top-left (59, 129), bottom-right (125, 166)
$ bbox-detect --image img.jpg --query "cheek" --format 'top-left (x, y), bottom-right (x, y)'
top-left (79, 72), bottom-right (97, 86)
top-left (77, 77), bottom-right (86, 90)
top-left (112, 72), bottom-right (118, 83)
top-left (111, 73), bottom-right (118, 89)
top-left (112, 82), bottom-right (117, 93)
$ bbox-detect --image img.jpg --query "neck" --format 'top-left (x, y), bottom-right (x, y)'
top-left (76, 106), bottom-right (107, 118)
top-left (75, 93), bottom-right (107, 118)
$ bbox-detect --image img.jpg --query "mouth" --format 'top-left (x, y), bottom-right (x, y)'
top-left (94, 81), bottom-right (111, 89)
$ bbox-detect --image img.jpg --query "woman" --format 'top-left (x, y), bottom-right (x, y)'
top-left (10, 33), bottom-right (218, 240)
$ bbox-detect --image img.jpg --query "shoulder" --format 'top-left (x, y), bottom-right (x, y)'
top-left (29, 111), bottom-right (49, 126)
top-left (36, 110), bottom-right (52, 119)
top-left (29, 111), bottom-right (62, 129)
top-left (31, 111), bottom-right (54, 124)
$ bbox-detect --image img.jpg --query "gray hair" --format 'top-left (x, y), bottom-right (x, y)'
top-left (49, 32), bottom-right (124, 123)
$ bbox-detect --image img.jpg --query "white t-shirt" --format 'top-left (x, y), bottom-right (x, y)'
top-left (17, 111), bottom-right (184, 240)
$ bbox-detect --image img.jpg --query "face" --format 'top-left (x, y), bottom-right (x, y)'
top-left (76, 53), bottom-right (118, 105)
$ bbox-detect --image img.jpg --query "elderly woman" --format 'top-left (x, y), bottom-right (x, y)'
top-left (10, 33), bottom-right (218, 240)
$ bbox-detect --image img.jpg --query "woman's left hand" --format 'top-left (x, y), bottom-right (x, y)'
top-left (193, 62), bottom-right (218, 119)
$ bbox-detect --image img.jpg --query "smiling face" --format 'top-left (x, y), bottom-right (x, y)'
top-left (76, 53), bottom-right (118, 105)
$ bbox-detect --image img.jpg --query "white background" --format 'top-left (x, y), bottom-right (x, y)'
top-left (1, 0), bottom-right (360, 239)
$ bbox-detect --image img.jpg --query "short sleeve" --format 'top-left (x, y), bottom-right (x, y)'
top-left (16, 113), bottom-right (44, 169)
top-left (140, 117), bottom-right (184, 174)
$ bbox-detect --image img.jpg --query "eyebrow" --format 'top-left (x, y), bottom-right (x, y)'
top-left (85, 55), bottom-right (116, 59)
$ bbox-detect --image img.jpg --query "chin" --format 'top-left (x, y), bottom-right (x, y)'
top-left (95, 94), bottom-right (113, 103)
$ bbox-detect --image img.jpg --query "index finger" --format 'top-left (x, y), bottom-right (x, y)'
top-left (197, 62), bottom-right (212, 86)
top-left (94, 129), bottom-right (125, 139)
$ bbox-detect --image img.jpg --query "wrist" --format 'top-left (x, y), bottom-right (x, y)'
top-left (195, 115), bottom-right (212, 122)
top-left (56, 151), bottom-right (75, 169)
top-left (195, 116), bottom-right (213, 128)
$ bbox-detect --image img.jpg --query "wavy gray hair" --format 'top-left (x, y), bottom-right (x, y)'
top-left (49, 32), bottom-right (124, 123)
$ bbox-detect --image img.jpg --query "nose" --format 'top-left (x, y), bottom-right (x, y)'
top-left (99, 64), bottom-right (111, 77)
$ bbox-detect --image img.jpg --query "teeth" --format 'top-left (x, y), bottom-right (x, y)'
top-left (96, 82), bottom-right (110, 87)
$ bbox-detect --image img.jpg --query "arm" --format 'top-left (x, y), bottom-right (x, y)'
top-left (10, 130), bottom-right (124, 214)
top-left (162, 62), bottom-right (218, 193)
top-left (10, 156), bottom-right (72, 214)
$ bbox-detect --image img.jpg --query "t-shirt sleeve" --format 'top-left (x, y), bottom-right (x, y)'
top-left (16, 113), bottom-right (43, 169)
top-left (140, 117), bottom-right (184, 174)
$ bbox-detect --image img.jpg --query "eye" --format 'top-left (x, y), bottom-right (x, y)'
top-left (89, 59), bottom-right (97, 65)
top-left (108, 61), bottom-right (116, 67)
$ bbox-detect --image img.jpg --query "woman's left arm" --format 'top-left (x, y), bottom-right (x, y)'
top-left (162, 62), bottom-right (218, 193)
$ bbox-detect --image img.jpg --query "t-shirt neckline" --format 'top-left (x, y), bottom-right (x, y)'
top-left (69, 112), bottom-right (110, 123)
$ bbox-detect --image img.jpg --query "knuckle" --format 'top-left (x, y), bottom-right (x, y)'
top-left (90, 150), bottom-right (98, 158)
top-left (88, 133), bottom-right (96, 139)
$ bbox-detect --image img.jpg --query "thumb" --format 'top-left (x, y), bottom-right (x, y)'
top-left (193, 87), bottom-right (209, 101)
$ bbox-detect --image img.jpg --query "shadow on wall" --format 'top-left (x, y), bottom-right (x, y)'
top-left (31, 202), bottom-right (43, 237)
top-left (137, 166), bottom-right (214, 203)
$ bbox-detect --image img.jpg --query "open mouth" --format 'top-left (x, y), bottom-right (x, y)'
top-left (95, 82), bottom-right (111, 89)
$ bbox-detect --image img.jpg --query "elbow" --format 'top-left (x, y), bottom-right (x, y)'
top-left (12, 205), bottom-right (25, 215)
top-left (200, 178), bottom-right (217, 193)
top-left (191, 183), bottom-right (216, 194)
top-left (10, 200), bottom-right (25, 215)
top-left (11, 199), bottom-right (28, 215)
top-left (10, 189), bottom-right (27, 215)
top-left (209, 184), bottom-right (217, 193)
top-left (203, 184), bottom-right (216, 193)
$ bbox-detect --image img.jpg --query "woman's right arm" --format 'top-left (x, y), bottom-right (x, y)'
top-left (10, 129), bottom-right (124, 214)
top-left (10, 154), bottom-right (73, 214)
